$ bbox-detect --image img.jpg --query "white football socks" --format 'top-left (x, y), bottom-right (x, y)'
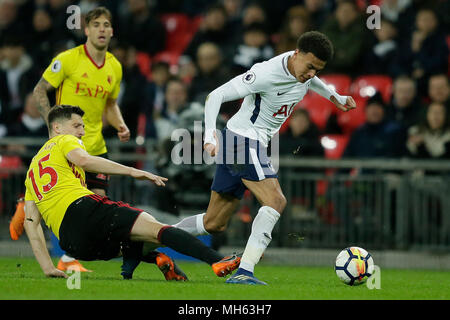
top-left (173, 213), bottom-right (209, 236)
top-left (239, 206), bottom-right (280, 274)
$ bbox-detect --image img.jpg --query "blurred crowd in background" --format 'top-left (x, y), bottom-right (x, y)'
top-left (0, 0), bottom-right (449, 165)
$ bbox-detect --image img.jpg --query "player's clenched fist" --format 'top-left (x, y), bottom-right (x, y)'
top-left (331, 95), bottom-right (357, 112)
top-left (117, 124), bottom-right (130, 142)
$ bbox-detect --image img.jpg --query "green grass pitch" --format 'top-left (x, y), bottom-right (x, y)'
top-left (0, 257), bottom-right (448, 300)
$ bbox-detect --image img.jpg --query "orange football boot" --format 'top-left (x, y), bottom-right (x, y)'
top-left (9, 197), bottom-right (25, 240)
top-left (156, 252), bottom-right (188, 281)
top-left (57, 259), bottom-right (92, 272)
top-left (212, 253), bottom-right (241, 277)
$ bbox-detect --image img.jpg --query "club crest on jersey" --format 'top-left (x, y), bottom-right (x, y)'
top-left (243, 71), bottom-right (256, 84)
top-left (51, 60), bottom-right (62, 73)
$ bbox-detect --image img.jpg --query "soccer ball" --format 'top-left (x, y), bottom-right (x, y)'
top-left (335, 247), bottom-right (374, 286)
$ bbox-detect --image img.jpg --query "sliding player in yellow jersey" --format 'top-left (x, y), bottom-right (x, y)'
top-left (10, 7), bottom-right (129, 272)
top-left (24, 105), bottom-right (240, 279)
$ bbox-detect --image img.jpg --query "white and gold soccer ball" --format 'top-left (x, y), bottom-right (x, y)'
top-left (335, 247), bottom-right (374, 286)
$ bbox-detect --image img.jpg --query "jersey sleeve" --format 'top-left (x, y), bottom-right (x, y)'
top-left (58, 135), bottom-right (86, 157)
top-left (24, 181), bottom-right (33, 201)
top-left (42, 51), bottom-right (73, 89)
top-left (109, 59), bottom-right (123, 100)
top-left (231, 62), bottom-right (273, 96)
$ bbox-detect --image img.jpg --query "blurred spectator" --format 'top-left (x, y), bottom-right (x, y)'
top-left (0, 68), bottom-right (9, 137)
top-left (320, 0), bottom-right (368, 76)
top-left (145, 61), bottom-right (171, 120)
top-left (392, 7), bottom-right (449, 96)
top-left (47, 0), bottom-right (72, 40)
top-left (241, 2), bottom-right (267, 28)
top-left (0, 0), bottom-right (25, 46)
top-left (0, 37), bottom-right (33, 123)
top-left (231, 22), bottom-right (274, 76)
top-left (275, 5), bottom-right (310, 55)
top-left (6, 93), bottom-right (47, 137)
top-left (435, 0), bottom-right (450, 33)
top-left (28, 8), bottom-right (56, 71)
top-left (279, 108), bottom-right (324, 157)
top-left (407, 102), bottom-right (450, 159)
top-left (141, 61), bottom-right (171, 139)
top-left (156, 77), bottom-right (191, 142)
top-left (427, 73), bottom-right (450, 108)
top-left (303, 0), bottom-right (333, 30)
top-left (182, 4), bottom-right (234, 64)
top-left (381, 0), bottom-right (413, 38)
top-left (227, 2), bottom-right (268, 45)
top-left (223, 0), bottom-right (244, 36)
top-left (189, 42), bottom-right (232, 105)
top-left (343, 92), bottom-right (407, 158)
top-left (363, 18), bottom-right (399, 76)
top-left (386, 75), bottom-right (425, 131)
top-left (117, 0), bottom-right (166, 56)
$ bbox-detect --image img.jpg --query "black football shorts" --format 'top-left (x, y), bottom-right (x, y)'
top-left (59, 194), bottom-right (143, 261)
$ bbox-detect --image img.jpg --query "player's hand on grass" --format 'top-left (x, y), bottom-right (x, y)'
top-left (117, 124), bottom-right (130, 142)
top-left (331, 95), bottom-right (356, 112)
top-left (45, 268), bottom-right (68, 278)
top-left (204, 131), bottom-right (219, 157)
top-left (130, 168), bottom-right (168, 187)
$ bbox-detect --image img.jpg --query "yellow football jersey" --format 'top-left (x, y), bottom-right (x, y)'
top-left (43, 44), bottom-right (122, 156)
top-left (24, 134), bottom-right (94, 238)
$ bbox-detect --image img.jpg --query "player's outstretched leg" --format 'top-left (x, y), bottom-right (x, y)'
top-left (173, 212), bottom-right (209, 236)
top-left (130, 213), bottom-right (241, 277)
top-left (157, 226), bottom-right (241, 277)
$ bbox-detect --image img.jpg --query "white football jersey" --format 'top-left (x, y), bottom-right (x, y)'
top-left (227, 51), bottom-right (312, 146)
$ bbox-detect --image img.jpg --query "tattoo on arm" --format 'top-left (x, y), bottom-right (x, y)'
top-left (33, 78), bottom-right (55, 123)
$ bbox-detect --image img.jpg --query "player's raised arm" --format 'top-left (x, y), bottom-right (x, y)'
top-left (32, 77), bottom-right (55, 124)
top-left (24, 200), bottom-right (68, 278)
top-left (309, 76), bottom-right (356, 112)
top-left (66, 147), bottom-right (167, 186)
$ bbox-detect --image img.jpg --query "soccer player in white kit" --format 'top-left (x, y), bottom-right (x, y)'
top-left (174, 31), bottom-right (357, 284)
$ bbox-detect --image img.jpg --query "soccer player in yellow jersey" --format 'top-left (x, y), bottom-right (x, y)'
top-left (24, 105), bottom-right (240, 279)
top-left (10, 7), bottom-right (129, 271)
top-left (35, 7), bottom-right (129, 195)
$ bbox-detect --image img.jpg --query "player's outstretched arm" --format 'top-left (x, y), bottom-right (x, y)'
top-left (32, 77), bottom-right (55, 124)
top-left (66, 147), bottom-right (167, 186)
top-left (24, 201), bottom-right (68, 278)
top-left (309, 77), bottom-right (356, 112)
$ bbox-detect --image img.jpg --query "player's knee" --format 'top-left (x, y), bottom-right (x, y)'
top-left (267, 193), bottom-right (287, 213)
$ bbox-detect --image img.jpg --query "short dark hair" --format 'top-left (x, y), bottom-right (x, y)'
top-left (297, 31), bottom-right (334, 62)
top-left (48, 105), bottom-right (84, 130)
top-left (85, 6), bottom-right (112, 26)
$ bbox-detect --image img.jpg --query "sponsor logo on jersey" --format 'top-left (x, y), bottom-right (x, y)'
top-left (75, 82), bottom-right (110, 99)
